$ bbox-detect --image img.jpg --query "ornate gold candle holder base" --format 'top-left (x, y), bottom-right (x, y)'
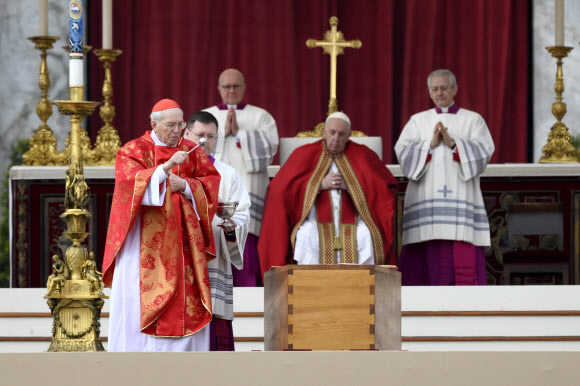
top-left (539, 46), bottom-right (577, 163)
top-left (23, 36), bottom-right (63, 166)
top-left (46, 98), bottom-right (106, 352)
top-left (45, 245), bottom-right (106, 352)
top-left (46, 286), bottom-right (106, 352)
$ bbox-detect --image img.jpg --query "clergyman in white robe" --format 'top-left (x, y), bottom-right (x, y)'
top-left (205, 94), bottom-right (278, 286)
top-left (208, 157), bottom-right (251, 349)
top-left (395, 69), bottom-right (494, 285)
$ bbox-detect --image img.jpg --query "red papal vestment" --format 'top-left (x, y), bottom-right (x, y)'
top-left (258, 140), bottom-right (398, 276)
top-left (102, 131), bottom-right (220, 339)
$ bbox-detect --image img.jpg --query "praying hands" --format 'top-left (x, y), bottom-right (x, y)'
top-left (430, 121), bottom-right (456, 149)
top-left (225, 107), bottom-right (240, 137)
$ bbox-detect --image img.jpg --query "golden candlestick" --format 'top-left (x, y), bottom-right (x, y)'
top-left (92, 49), bottom-right (123, 165)
top-left (539, 46), bottom-right (577, 163)
top-left (59, 46), bottom-right (97, 165)
top-left (306, 16), bottom-right (361, 116)
top-left (23, 36), bottom-right (64, 166)
top-left (47, 90), bottom-right (106, 352)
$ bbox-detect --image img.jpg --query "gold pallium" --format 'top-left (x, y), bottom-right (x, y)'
top-left (47, 85), bottom-right (106, 352)
top-left (334, 152), bottom-right (385, 264)
top-left (291, 146), bottom-right (332, 248)
top-left (540, 46), bottom-right (577, 163)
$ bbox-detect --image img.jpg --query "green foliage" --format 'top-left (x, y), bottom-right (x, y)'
top-left (571, 134), bottom-right (580, 150)
top-left (0, 139), bottom-right (30, 287)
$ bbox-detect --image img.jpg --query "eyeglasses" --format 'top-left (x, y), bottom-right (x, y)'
top-left (430, 86), bottom-right (453, 93)
top-left (191, 132), bottom-right (217, 141)
top-left (161, 121), bottom-right (187, 130)
top-left (219, 84), bottom-right (243, 91)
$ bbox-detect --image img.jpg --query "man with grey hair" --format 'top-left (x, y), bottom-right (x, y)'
top-left (103, 99), bottom-right (220, 351)
top-left (259, 112), bottom-right (398, 276)
top-left (204, 68), bottom-right (279, 287)
top-left (395, 69), bottom-right (495, 286)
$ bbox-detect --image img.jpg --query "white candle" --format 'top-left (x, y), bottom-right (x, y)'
top-left (555, 0), bottom-right (564, 46)
top-left (69, 54), bottom-right (84, 86)
top-left (102, 0), bottom-right (113, 49)
top-left (39, 0), bottom-right (48, 36)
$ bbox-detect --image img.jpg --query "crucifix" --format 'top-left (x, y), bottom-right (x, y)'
top-left (306, 16), bottom-right (362, 116)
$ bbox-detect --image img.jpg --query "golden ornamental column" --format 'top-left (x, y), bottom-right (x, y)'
top-left (45, 0), bottom-right (106, 352)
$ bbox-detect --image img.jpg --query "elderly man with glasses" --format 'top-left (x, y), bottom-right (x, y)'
top-left (204, 68), bottom-right (279, 287)
top-left (259, 112), bottom-right (398, 277)
top-left (103, 99), bottom-right (221, 351)
top-left (395, 69), bottom-right (495, 286)
top-left (184, 111), bottom-right (251, 351)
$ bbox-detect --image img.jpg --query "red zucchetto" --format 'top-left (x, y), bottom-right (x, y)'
top-left (152, 99), bottom-right (181, 112)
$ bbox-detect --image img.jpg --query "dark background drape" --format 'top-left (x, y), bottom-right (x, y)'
top-left (87, 0), bottom-right (530, 164)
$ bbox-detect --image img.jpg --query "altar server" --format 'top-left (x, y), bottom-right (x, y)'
top-left (184, 111), bottom-right (251, 351)
top-left (103, 99), bottom-right (220, 351)
top-left (204, 69), bottom-right (279, 287)
top-left (395, 69), bottom-right (495, 286)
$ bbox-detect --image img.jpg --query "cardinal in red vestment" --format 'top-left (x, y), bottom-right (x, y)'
top-left (102, 99), bottom-right (220, 351)
top-left (258, 112), bottom-right (398, 278)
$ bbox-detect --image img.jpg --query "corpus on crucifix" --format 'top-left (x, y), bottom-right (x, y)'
top-left (306, 16), bottom-right (362, 116)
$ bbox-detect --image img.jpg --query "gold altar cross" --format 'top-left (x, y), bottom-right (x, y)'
top-left (306, 16), bottom-right (362, 116)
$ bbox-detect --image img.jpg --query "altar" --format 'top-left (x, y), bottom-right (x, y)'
top-left (9, 163), bottom-right (580, 287)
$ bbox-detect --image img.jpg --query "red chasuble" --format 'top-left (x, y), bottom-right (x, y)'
top-left (102, 132), bottom-right (220, 337)
top-left (258, 140), bottom-right (398, 276)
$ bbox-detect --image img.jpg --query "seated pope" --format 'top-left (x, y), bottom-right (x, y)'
top-left (258, 112), bottom-right (398, 276)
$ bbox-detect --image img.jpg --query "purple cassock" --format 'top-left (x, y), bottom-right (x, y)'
top-left (398, 240), bottom-right (487, 285)
top-left (232, 234), bottom-right (263, 287)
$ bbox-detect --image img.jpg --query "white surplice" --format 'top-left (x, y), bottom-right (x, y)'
top-left (204, 104), bottom-right (278, 236)
top-left (209, 159), bottom-right (251, 320)
top-left (395, 106), bottom-right (495, 247)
